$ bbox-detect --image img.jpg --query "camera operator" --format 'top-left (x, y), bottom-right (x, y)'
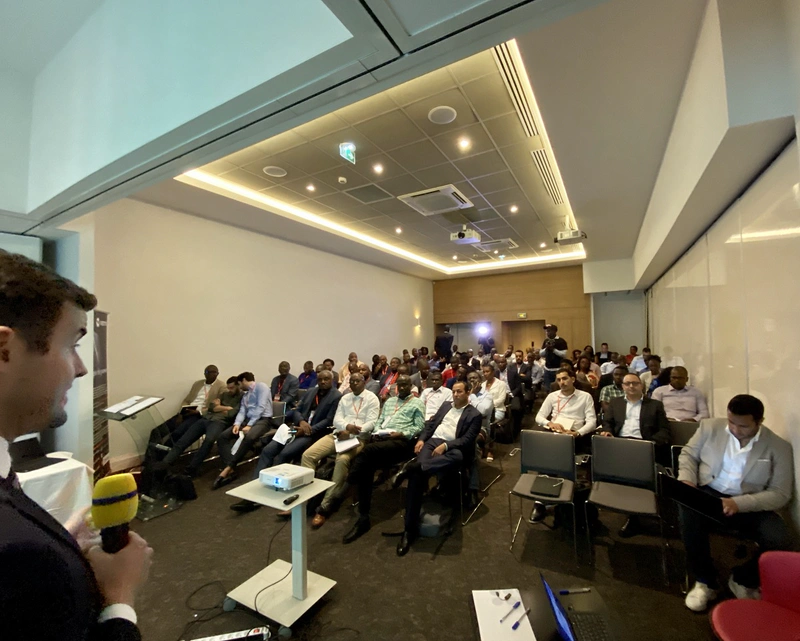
top-left (539, 324), bottom-right (568, 390)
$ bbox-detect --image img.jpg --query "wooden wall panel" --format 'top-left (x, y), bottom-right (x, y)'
top-left (433, 266), bottom-right (591, 351)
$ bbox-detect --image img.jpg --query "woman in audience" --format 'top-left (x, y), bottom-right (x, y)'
top-left (571, 349), bottom-right (582, 364)
top-left (576, 355), bottom-right (599, 388)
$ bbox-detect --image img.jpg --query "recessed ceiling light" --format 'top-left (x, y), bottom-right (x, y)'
top-left (373, 163), bottom-right (384, 175)
top-left (306, 184), bottom-right (316, 192)
top-left (452, 254), bottom-right (458, 260)
top-left (499, 255), bottom-right (506, 260)
top-left (428, 105), bottom-right (457, 125)
top-left (540, 242), bottom-right (547, 248)
top-left (510, 205), bottom-right (518, 213)
top-left (493, 250), bottom-right (499, 255)
top-left (395, 227), bottom-right (402, 234)
top-left (263, 166), bottom-right (287, 178)
top-left (458, 137), bottom-right (471, 151)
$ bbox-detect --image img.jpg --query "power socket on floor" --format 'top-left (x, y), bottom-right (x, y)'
top-left (185, 627), bottom-right (270, 641)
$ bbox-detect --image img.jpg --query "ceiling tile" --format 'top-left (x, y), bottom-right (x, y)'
top-left (336, 92), bottom-right (398, 125)
top-left (453, 180), bottom-right (479, 199)
top-left (448, 51), bottom-right (499, 84)
top-left (313, 127), bottom-right (382, 161)
top-left (355, 110), bottom-right (426, 151)
top-left (224, 145), bottom-right (266, 167)
top-left (272, 145), bottom-right (342, 174)
top-left (342, 204), bottom-right (384, 221)
top-left (462, 208), bottom-right (499, 224)
top-left (484, 113), bottom-right (528, 148)
top-left (387, 67), bottom-right (456, 106)
top-left (222, 168), bottom-right (274, 191)
top-left (312, 166), bottom-right (370, 191)
top-left (453, 150), bottom-right (508, 180)
top-left (404, 88), bottom-right (478, 137)
top-left (261, 184), bottom-right (308, 204)
top-left (470, 170), bottom-right (519, 195)
top-left (201, 159), bottom-right (238, 175)
top-left (299, 200), bottom-right (334, 216)
top-left (375, 173), bottom-right (426, 197)
top-left (316, 192), bottom-right (366, 212)
top-left (294, 112), bottom-right (348, 141)
top-left (483, 186), bottom-right (528, 209)
top-left (281, 176), bottom-right (337, 199)
top-left (413, 163), bottom-right (466, 189)
top-left (369, 197), bottom-right (411, 216)
top-left (391, 139), bottom-right (448, 172)
top-left (462, 73), bottom-right (517, 120)
top-left (433, 123), bottom-right (495, 161)
top-left (324, 211), bottom-right (358, 225)
top-left (256, 130), bottom-right (307, 156)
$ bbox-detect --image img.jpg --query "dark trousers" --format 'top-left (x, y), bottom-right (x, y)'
top-left (348, 437), bottom-right (415, 518)
top-left (542, 369), bottom-right (557, 391)
top-left (404, 438), bottom-right (464, 533)
top-left (678, 486), bottom-right (795, 588)
top-left (149, 411), bottom-right (203, 446)
top-left (216, 417), bottom-right (272, 469)
top-left (162, 418), bottom-right (227, 471)
top-left (255, 434), bottom-right (318, 476)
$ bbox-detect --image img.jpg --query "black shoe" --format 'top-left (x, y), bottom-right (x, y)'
top-left (396, 531), bottom-right (414, 557)
top-left (212, 471), bottom-right (237, 490)
top-left (184, 467), bottom-right (199, 479)
top-left (343, 517), bottom-right (371, 544)
top-left (529, 502), bottom-right (547, 523)
top-left (230, 500), bottom-right (259, 513)
top-left (618, 516), bottom-right (638, 538)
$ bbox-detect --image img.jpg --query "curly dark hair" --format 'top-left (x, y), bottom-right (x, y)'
top-left (0, 251), bottom-right (96, 353)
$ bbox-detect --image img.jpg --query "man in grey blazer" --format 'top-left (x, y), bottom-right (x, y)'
top-left (678, 394), bottom-right (795, 612)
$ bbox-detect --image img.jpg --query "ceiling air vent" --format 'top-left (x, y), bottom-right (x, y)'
top-left (493, 42), bottom-right (539, 137)
top-left (476, 238), bottom-right (519, 253)
top-left (398, 184), bottom-right (473, 216)
top-left (345, 184), bottom-right (393, 204)
top-left (531, 149), bottom-right (565, 205)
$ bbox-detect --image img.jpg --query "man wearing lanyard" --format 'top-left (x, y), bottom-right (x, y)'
top-left (419, 371), bottom-right (453, 421)
top-left (343, 375), bottom-right (425, 544)
top-left (379, 357), bottom-right (401, 400)
top-left (300, 373), bottom-right (380, 528)
top-left (298, 360), bottom-right (317, 390)
top-left (270, 361), bottom-right (299, 409)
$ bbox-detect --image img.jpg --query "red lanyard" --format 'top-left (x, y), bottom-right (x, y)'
top-left (352, 396), bottom-right (364, 420)
top-left (392, 396), bottom-right (412, 415)
top-left (555, 394), bottom-right (574, 415)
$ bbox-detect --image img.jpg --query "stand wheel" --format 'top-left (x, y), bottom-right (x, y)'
top-left (278, 625), bottom-right (292, 638)
top-left (222, 597), bottom-right (237, 612)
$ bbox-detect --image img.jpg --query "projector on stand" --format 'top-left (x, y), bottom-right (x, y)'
top-left (259, 463), bottom-right (314, 491)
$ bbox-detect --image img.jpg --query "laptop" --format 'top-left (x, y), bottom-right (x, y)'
top-left (541, 574), bottom-right (614, 641)
top-left (659, 473), bottom-right (725, 523)
top-left (9, 437), bottom-right (59, 473)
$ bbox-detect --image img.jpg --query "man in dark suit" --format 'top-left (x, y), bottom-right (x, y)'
top-left (270, 361), bottom-right (299, 409)
top-left (0, 251), bottom-right (151, 640)
top-left (498, 355), bottom-right (525, 438)
top-left (396, 381), bottom-right (482, 556)
top-left (434, 325), bottom-right (454, 361)
top-left (598, 371), bottom-right (670, 537)
top-left (230, 369), bottom-right (341, 512)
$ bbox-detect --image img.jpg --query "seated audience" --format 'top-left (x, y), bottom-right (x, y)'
top-left (162, 376), bottom-right (243, 476)
top-left (572, 349), bottom-right (583, 364)
top-left (651, 366), bottom-right (710, 421)
top-left (536, 368), bottom-right (597, 437)
top-left (229, 370), bottom-right (341, 512)
top-left (499, 356), bottom-right (524, 436)
top-left (300, 372), bottom-right (380, 528)
top-left (525, 351), bottom-right (544, 388)
top-left (401, 352), bottom-right (417, 375)
top-left (469, 349), bottom-right (481, 371)
top-left (441, 355), bottom-right (460, 386)
top-left (371, 354), bottom-right (385, 380)
top-left (154, 365), bottom-right (226, 444)
top-left (213, 372), bottom-right (273, 489)
top-left (410, 358), bottom-right (431, 392)
top-left (322, 358), bottom-right (340, 385)
top-left (343, 375), bottom-right (425, 544)
top-left (599, 352), bottom-right (622, 376)
top-left (649, 366), bottom-right (673, 396)
top-left (360, 363), bottom-right (381, 395)
top-left (576, 355), bottom-right (599, 388)
top-left (339, 352), bottom-right (365, 381)
top-left (338, 361), bottom-right (360, 394)
top-left (630, 347), bottom-right (651, 374)
top-left (599, 371), bottom-right (670, 537)
top-left (625, 345), bottom-right (638, 366)
top-left (271, 361), bottom-right (299, 408)
top-left (550, 364), bottom-right (594, 396)
top-left (446, 366), bottom-right (468, 390)
top-left (480, 364), bottom-right (510, 421)
top-left (640, 354), bottom-right (661, 391)
top-left (419, 371), bottom-right (453, 420)
top-left (599, 366), bottom-right (627, 414)
top-left (379, 357), bottom-right (401, 399)
top-left (596, 342), bottom-right (612, 366)
top-left (396, 381), bottom-right (483, 556)
top-left (298, 360), bottom-right (317, 390)
top-left (678, 395), bottom-right (795, 612)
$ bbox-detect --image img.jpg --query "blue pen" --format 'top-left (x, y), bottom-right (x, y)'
top-left (512, 608), bottom-right (532, 630)
top-left (499, 601), bottom-right (521, 623)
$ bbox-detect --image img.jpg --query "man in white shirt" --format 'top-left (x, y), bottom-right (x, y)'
top-left (599, 352), bottom-right (622, 376)
top-left (480, 364), bottom-right (510, 420)
top-left (419, 371), bottom-right (453, 420)
top-left (300, 373), bottom-right (380, 529)
top-left (339, 352), bottom-right (365, 382)
top-left (630, 347), bottom-right (651, 374)
top-left (536, 368), bottom-right (597, 437)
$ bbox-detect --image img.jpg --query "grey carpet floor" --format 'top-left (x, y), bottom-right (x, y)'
top-left (133, 419), bottom-right (721, 641)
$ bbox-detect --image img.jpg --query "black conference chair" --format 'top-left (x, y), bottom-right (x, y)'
top-left (585, 435), bottom-right (667, 582)
top-left (668, 420), bottom-right (700, 474)
top-left (508, 429), bottom-right (578, 564)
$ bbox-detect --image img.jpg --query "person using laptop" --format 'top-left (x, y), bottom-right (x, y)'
top-left (678, 394), bottom-right (795, 612)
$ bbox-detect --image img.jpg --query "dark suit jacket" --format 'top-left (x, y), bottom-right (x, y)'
top-left (0, 477), bottom-right (140, 641)
top-left (270, 374), bottom-right (299, 407)
top-left (419, 402), bottom-right (482, 460)
top-left (601, 396), bottom-right (670, 445)
top-left (502, 365), bottom-right (524, 400)
top-left (286, 386), bottom-right (342, 437)
top-left (434, 333), bottom-right (454, 359)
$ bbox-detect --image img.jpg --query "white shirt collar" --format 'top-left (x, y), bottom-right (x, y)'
top-left (725, 425), bottom-right (761, 451)
top-left (0, 436), bottom-right (10, 478)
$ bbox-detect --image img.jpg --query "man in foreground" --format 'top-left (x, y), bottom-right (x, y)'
top-left (396, 381), bottom-right (482, 556)
top-left (0, 251), bottom-right (152, 640)
top-left (678, 395), bottom-right (795, 612)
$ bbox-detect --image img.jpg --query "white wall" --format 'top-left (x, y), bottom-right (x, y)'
top-left (648, 142), bottom-right (800, 525)
top-left (591, 291), bottom-right (646, 355)
top-left (89, 199), bottom-right (434, 459)
top-left (0, 232), bottom-right (41, 260)
top-left (0, 71), bottom-right (31, 213)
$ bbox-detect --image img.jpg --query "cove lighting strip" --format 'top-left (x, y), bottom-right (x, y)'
top-left (177, 170), bottom-right (585, 275)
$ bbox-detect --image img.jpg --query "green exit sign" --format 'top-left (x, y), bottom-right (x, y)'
top-left (517, 312), bottom-right (528, 319)
top-left (339, 142), bottom-right (356, 164)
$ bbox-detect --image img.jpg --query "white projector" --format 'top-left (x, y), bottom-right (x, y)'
top-left (259, 464), bottom-right (314, 491)
top-left (450, 228), bottom-right (482, 245)
top-left (555, 229), bottom-right (587, 245)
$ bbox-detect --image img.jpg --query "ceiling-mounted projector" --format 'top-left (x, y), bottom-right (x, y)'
top-left (555, 229), bottom-right (587, 245)
top-left (450, 225), bottom-right (481, 245)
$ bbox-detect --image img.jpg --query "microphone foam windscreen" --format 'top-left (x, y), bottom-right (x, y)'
top-left (91, 473), bottom-right (139, 529)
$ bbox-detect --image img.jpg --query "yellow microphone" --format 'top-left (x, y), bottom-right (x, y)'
top-left (91, 473), bottom-right (139, 553)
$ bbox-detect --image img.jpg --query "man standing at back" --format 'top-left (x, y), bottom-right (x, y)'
top-left (539, 324), bottom-right (568, 390)
top-left (0, 251), bottom-right (152, 640)
top-left (434, 325), bottom-right (454, 361)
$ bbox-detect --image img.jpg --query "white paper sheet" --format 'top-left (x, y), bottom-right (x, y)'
top-left (230, 432), bottom-right (245, 456)
top-left (551, 416), bottom-right (574, 432)
top-left (272, 423), bottom-right (295, 446)
top-left (334, 437), bottom-right (360, 453)
top-left (472, 589), bottom-right (536, 641)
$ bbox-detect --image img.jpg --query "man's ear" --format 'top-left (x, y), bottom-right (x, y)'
top-left (0, 327), bottom-right (16, 365)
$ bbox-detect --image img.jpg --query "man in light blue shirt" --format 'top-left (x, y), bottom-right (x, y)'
top-left (213, 372), bottom-right (272, 489)
top-left (629, 347), bottom-right (651, 374)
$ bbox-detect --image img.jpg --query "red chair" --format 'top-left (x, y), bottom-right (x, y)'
top-left (711, 551), bottom-right (800, 641)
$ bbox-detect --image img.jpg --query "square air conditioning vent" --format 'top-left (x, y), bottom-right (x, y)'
top-left (398, 184), bottom-right (473, 216)
top-left (476, 238), bottom-right (519, 253)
